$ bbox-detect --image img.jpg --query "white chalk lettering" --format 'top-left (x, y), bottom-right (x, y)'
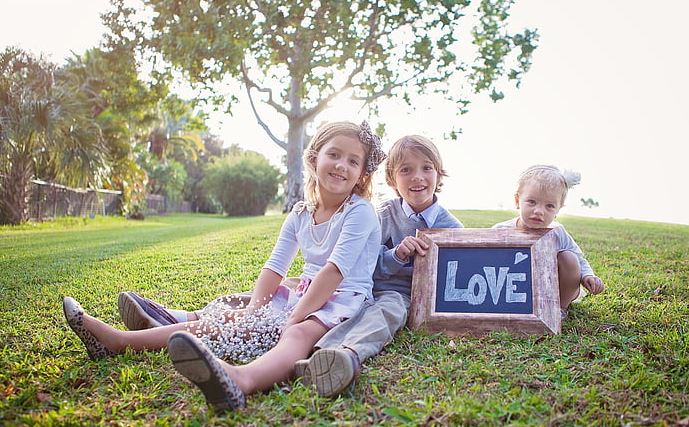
top-left (444, 261), bottom-right (462, 301)
top-left (466, 273), bottom-right (488, 305)
top-left (505, 273), bottom-right (527, 303)
top-left (484, 266), bottom-right (509, 304)
top-left (443, 261), bottom-right (528, 305)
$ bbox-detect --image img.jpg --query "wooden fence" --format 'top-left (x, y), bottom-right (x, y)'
top-left (22, 179), bottom-right (190, 220)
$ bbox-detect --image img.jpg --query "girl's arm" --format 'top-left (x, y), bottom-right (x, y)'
top-left (285, 202), bottom-right (379, 328)
top-left (582, 274), bottom-right (605, 294)
top-left (284, 262), bottom-right (342, 328)
top-left (556, 227), bottom-right (595, 280)
top-left (247, 268), bottom-right (284, 311)
top-left (252, 209), bottom-right (300, 312)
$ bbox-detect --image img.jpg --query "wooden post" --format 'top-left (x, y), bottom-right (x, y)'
top-left (36, 183), bottom-right (42, 221)
top-left (52, 185), bottom-right (58, 219)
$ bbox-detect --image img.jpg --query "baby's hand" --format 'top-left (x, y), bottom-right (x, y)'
top-left (582, 275), bottom-right (605, 294)
top-left (395, 236), bottom-right (429, 261)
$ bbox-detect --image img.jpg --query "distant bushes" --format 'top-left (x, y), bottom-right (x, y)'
top-left (202, 151), bottom-right (280, 216)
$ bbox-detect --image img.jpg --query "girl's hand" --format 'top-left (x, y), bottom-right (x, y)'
top-left (582, 275), bottom-right (605, 294)
top-left (395, 236), bottom-right (429, 261)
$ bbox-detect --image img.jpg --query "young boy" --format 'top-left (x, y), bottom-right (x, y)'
top-left (117, 135), bottom-right (462, 397)
top-left (294, 135), bottom-right (463, 396)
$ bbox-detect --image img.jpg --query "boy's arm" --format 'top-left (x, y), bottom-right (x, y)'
top-left (374, 204), bottom-right (406, 279)
top-left (395, 236), bottom-right (428, 260)
top-left (375, 244), bottom-right (407, 279)
top-left (375, 236), bottom-right (429, 279)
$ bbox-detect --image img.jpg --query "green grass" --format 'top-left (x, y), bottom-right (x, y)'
top-left (1, 212), bottom-right (687, 425)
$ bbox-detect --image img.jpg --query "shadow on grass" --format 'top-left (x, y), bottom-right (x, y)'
top-left (0, 214), bottom-right (286, 359)
top-left (0, 215), bottom-right (283, 291)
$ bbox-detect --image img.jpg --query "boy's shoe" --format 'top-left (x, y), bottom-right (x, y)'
top-left (118, 292), bottom-right (179, 330)
top-left (62, 297), bottom-right (115, 360)
top-left (294, 358), bottom-right (310, 380)
top-left (168, 331), bottom-right (246, 412)
top-left (304, 348), bottom-right (360, 397)
top-left (560, 308), bottom-right (569, 320)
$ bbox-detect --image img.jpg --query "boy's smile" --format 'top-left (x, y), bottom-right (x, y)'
top-left (394, 151), bottom-right (438, 213)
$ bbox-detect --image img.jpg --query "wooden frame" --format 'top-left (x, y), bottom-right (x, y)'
top-left (408, 228), bottom-right (561, 335)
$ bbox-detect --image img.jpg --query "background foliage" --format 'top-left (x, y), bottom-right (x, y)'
top-left (203, 150), bottom-right (281, 216)
top-left (0, 45), bottom-right (240, 224)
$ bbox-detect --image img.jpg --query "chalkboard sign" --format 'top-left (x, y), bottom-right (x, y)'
top-left (408, 228), bottom-right (561, 335)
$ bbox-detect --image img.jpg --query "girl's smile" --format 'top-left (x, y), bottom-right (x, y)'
top-left (316, 135), bottom-right (366, 201)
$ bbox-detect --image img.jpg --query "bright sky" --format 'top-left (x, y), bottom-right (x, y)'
top-left (2, 0), bottom-right (687, 225)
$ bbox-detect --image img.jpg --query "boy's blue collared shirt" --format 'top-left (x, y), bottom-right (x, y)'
top-left (401, 195), bottom-right (440, 228)
top-left (397, 196), bottom-right (440, 267)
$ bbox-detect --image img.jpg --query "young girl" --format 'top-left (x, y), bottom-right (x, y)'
top-left (62, 120), bottom-right (387, 411)
top-left (492, 165), bottom-right (605, 316)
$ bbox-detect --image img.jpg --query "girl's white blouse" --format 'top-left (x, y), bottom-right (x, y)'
top-left (263, 194), bottom-right (381, 299)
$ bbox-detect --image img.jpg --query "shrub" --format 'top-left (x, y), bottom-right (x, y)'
top-left (202, 151), bottom-right (280, 216)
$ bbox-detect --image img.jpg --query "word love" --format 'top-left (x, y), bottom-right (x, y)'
top-left (444, 261), bottom-right (527, 305)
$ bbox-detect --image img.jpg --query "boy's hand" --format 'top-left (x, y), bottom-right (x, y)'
top-left (582, 275), bottom-right (605, 294)
top-left (395, 236), bottom-right (429, 261)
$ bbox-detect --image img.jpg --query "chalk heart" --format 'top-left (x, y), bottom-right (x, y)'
top-left (514, 252), bottom-right (529, 265)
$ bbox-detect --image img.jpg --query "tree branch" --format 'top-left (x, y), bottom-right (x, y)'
top-left (241, 63), bottom-right (290, 116)
top-left (300, 82), bottom-right (353, 123)
top-left (241, 62), bottom-right (287, 151)
top-left (300, 6), bottom-right (382, 122)
top-left (351, 72), bottom-right (425, 106)
top-left (345, 11), bottom-right (431, 108)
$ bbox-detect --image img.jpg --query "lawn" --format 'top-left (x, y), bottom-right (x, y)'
top-left (1, 212), bottom-right (687, 425)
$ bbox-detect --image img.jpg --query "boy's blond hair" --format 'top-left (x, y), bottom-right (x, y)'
top-left (385, 135), bottom-right (448, 196)
top-left (303, 121), bottom-right (375, 205)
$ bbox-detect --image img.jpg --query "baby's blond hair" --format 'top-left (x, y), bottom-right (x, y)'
top-left (385, 135), bottom-right (448, 196)
top-left (517, 165), bottom-right (581, 206)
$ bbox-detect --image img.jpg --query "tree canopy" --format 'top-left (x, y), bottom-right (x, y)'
top-left (105, 0), bottom-right (538, 211)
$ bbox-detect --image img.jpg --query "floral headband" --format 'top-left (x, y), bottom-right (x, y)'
top-left (359, 121), bottom-right (386, 174)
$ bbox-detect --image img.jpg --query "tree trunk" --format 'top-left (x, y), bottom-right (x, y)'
top-left (283, 75), bottom-right (306, 212)
top-left (284, 118), bottom-right (306, 212)
top-left (0, 156), bottom-right (33, 225)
